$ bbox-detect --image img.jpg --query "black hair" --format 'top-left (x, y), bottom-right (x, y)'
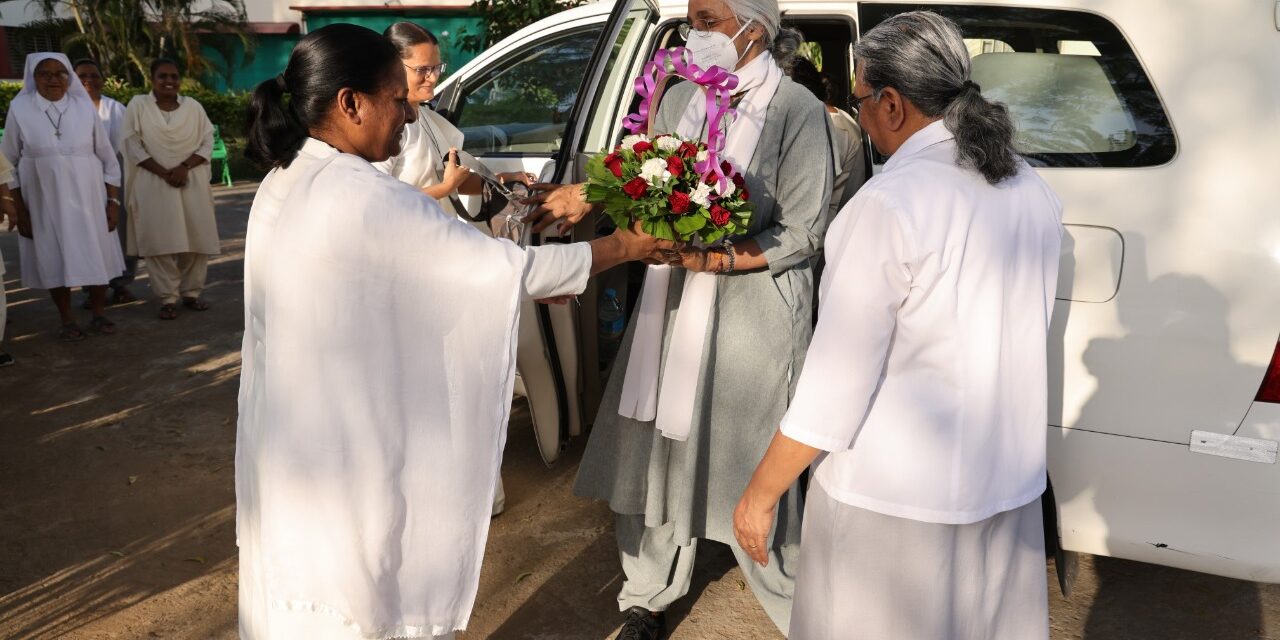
top-left (245, 23), bottom-right (401, 169)
top-left (788, 57), bottom-right (826, 104)
top-left (150, 57), bottom-right (180, 77)
top-left (72, 58), bottom-right (101, 72)
top-left (383, 21), bottom-right (439, 57)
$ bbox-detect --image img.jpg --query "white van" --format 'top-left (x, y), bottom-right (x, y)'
top-left (431, 0), bottom-right (1280, 589)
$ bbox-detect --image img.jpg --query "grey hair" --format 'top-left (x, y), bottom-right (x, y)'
top-left (854, 11), bottom-right (1018, 184)
top-left (725, 0), bottom-right (803, 69)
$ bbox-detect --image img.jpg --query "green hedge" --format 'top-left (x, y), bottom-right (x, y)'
top-left (0, 81), bottom-right (251, 140)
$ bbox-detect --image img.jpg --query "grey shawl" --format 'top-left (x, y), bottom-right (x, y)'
top-left (573, 77), bottom-right (836, 548)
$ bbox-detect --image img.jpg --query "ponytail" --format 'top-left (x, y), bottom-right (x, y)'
top-left (770, 26), bottom-right (803, 70)
top-left (246, 74), bottom-right (307, 169)
top-left (943, 83), bottom-right (1018, 184)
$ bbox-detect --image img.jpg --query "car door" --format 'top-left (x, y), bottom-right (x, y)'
top-left (436, 0), bottom-right (659, 464)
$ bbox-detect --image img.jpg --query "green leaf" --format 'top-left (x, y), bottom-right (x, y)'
top-left (673, 215), bottom-right (706, 237)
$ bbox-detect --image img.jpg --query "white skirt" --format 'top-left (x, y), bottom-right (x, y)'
top-left (790, 481), bottom-right (1049, 640)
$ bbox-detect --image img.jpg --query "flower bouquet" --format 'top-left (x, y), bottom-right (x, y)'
top-left (585, 133), bottom-right (752, 243)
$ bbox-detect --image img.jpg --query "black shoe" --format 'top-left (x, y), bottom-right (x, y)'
top-left (615, 607), bottom-right (665, 640)
top-left (0, 352), bottom-right (13, 367)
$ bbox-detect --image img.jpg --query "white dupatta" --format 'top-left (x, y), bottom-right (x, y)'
top-left (617, 52), bottom-right (783, 441)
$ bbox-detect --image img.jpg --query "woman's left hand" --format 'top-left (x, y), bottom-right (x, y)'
top-left (105, 201), bottom-right (120, 232)
top-left (733, 489), bottom-right (777, 567)
top-left (498, 171), bottom-right (537, 187)
top-left (672, 247), bottom-right (721, 272)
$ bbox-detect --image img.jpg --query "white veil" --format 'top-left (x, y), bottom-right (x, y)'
top-left (20, 52), bottom-right (94, 108)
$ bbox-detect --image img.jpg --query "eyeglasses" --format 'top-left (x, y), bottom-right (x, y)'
top-left (677, 15), bottom-right (736, 39)
top-left (404, 62), bottom-right (447, 78)
top-left (35, 71), bottom-right (69, 82)
top-left (847, 92), bottom-right (876, 110)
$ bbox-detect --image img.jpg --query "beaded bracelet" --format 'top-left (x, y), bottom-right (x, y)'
top-left (720, 237), bottom-right (735, 274)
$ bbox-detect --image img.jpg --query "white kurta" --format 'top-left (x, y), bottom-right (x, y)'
top-left (781, 120), bottom-right (1063, 524)
top-left (1, 92), bottom-right (124, 289)
top-left (374, 105), bottom-right (466, 217)
top-left (96, 96), bottom-right (126, 154)
top-left (236, 138), bottom-right (588, 639)
top-left (120, 94), bottom-right (220, 257)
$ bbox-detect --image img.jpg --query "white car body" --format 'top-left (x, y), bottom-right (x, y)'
top-left (433, 0), bottom-right (1280, 585)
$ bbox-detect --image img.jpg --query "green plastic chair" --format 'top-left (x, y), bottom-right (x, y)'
top-left (210, 125), bottom-right (232, 187)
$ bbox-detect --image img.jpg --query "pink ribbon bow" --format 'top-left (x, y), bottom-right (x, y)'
top-left (621, 46), bottom-right (740, 192)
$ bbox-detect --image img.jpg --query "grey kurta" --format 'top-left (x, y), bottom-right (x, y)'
top-left (574, 78), bottom-right (835, 548)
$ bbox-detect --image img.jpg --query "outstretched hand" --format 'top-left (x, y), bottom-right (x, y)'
top-left (523, 182), bottom-right (593, 234)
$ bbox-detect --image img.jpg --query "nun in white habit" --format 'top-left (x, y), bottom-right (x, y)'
top-left (236, 24), bottom-right (663, 639)
top-left (1, 52), bottom-right (124, 340)
top-left (733, 12), bottom-right (1063, 640)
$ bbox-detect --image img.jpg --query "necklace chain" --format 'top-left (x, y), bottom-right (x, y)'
top-left (44, 108), bottom-right (64, 139)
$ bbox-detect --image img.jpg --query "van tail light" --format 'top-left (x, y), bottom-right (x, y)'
top-left (1254, 342), bottom-right (1280, 403)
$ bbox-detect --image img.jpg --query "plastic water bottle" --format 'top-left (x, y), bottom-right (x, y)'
top-left (598, 288), bottom-right (625, 372)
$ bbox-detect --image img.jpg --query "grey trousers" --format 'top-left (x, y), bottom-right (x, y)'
top-left (790, 482), bottom-right (1048, 640)
top-left (616, 514), bottom-right (798, 635)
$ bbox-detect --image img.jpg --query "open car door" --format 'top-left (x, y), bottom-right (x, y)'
top-left (437, 0), bottom-right (658, 464)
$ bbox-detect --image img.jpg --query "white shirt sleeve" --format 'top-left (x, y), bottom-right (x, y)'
top-left (779, 190), bottom-right (914, 452)
top-left (520, 242), bottom-right (592, 300)
top-left (92, 112), bottom-right (122, 187)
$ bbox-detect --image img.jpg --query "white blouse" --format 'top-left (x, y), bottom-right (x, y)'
top-left (780, 121), bottom-right (1064, 525)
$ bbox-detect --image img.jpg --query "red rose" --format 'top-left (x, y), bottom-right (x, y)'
top-left (720, 160), bottom-right (734, 175)
top-left (678, 142), bottom-right (698, 158)
top-left (604, 152), bottom-right (624, 178)
top-left (669, 190), bottom-right (692, 214)
top-left (710, 204), bottom-right (731, 227)
top-left (666, 156), bottom-right (685, 178)
top-left (731, 173), bottom-right (749, 199)
top-left (623, 177), bottom-right (649, 200)
top-left (633, 140), bottom-right (654, 154)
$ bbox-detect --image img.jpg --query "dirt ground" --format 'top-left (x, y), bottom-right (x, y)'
top-left (1, 186), bottom-right (1278, 640)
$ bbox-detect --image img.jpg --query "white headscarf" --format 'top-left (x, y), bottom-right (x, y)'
top-left (20, 52), bottom-right (93, 107)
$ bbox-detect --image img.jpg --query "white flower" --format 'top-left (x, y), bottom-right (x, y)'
top-left (715, 178), bottom-right (736, 198)
top-left (690, 182), bottom-right (714, 208)
top-left (621, 133), bottom-right (650, 149)
top-left (656, 136), bottom-right (681, 152)
top-left (639, 158), bottom-right (672, 185)
top-left (696, 149), bottom-right (710, 162)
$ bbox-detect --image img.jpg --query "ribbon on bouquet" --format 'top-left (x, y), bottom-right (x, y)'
top-left (621, 46), bottom-right (739, 191)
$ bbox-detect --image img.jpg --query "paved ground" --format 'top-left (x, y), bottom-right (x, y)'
top-left (1, 186), bottom-right (1278, 639)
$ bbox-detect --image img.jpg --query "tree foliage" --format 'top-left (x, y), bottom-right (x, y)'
top-left (457, 0), bottom-right (586, 54)
top-left (24, 0), bottom-right (253, 86)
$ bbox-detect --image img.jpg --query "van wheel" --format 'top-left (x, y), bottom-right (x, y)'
top-left (1042, 479), bottom-right (1078, 598)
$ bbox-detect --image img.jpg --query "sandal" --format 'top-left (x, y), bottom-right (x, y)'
top-left (110, 287), bottom-right (139, 305)
top-left (89, 315), bottom-right (117, 335)
top-left (59, 323), bottom-right (87, 342)
top-left (182, 297), bottom-right (210, 311)
top-left (158, 303), bottom-right (179, 320)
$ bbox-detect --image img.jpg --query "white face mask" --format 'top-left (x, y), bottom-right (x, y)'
top-left (685, 18), bottom-right (754, 70)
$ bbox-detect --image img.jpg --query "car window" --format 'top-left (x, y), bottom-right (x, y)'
top-left (454, 26), bottom-right (605, 156)
top-left (860, 4), bottom-right (1176, 168)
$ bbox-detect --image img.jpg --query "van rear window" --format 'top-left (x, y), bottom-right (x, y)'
top-left (860, 4), bottom-right (1176, 168)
